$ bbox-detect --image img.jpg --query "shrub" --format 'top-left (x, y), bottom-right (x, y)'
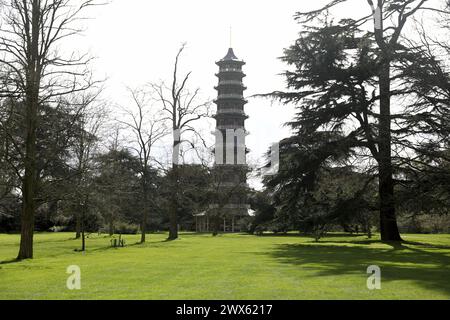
top-left (113, 222), bottom-right (140, 235)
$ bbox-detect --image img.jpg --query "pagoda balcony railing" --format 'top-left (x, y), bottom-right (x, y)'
top-left (217, 80), bottom-right (245, 87)
top-left (212, 147), bottom-right (251, 155)
top-left (219, 67), bottom-right (242, 73)
top-left (215, 72), bottom-right (246, 78)
top-left (216, 94), bottom-right (246, 100)
top-left (215, 109), bottom-right (247, 115)
top-left (216, 124), bottom-right (246, 130)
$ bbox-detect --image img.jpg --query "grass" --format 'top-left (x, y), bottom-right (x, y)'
top-left (0, 232), bottom-right (450, 300)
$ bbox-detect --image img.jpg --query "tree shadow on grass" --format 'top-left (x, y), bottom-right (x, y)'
top-left (251, 232), bottom-right (367, 239)
top-left (85, 241), bottom-right (154, 253)
top-left (0, 258), bottom-right (20, 265)
top-left (178, 232), bottom-right (213, 237)
top-left (316, 239), bottom-right (450, 250)
top-left (263, 241), bottom-right (450, 296)
top-left (86, 237), bottom-right (193, 252)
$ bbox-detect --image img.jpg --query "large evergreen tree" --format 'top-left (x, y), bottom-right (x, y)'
top-left (265, 1), bottom-right (450, 241)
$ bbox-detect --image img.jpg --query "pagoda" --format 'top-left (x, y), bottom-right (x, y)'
top-left (195, 47), bottom-right (250, 233)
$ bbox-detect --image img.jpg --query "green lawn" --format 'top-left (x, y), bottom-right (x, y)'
top-left (1, 232), bottom-right (450, 300)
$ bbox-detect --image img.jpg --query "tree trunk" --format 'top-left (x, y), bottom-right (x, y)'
top-left (212, 217), bottom-right (219, 237)
top-left (17, 0), bottom-right (41, 260)
top-left (211, 210), bottom-right (222, 237)
top-left (17, 69), bottom-right (37, 260)
top-left (378, 60), bottom-right (402, 242)
top-left (168, 203), bottom-right (178, 239)
top-left (17, 189), bottom-right (35, 259)
top-left (140, 213), bottom-right (146, 243)
top-left (81, 220), bottom-right (85, 252)
top-left (18, 107), bottom-right (37, 259)
top-left (109, 213), bottom-right (114, 237)
top-left (81, 201), bottom-right (86, 251)
top-left (75, 212), bottom-right (81, 239)
top-left (140, 181), bottom-right (148, 243)
top-left (167, 164), bottom-right (179, 240)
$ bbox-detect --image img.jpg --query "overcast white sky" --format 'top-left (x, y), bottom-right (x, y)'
top-left (74, 0), bottom-right (373, 188)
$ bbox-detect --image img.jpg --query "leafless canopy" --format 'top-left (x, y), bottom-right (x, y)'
top-left (149, 43), bottom-right (212, 167)
top-left (0, 0), bottom-right (102, 102)
top-left (117, 87), bottom-right (168, 175)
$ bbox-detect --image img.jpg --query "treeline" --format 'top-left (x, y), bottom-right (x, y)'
top-left (0, 128), bottom-right (212, 236)
top-left (0, 1), bottom-right (219, 259)
top-left (2, 0), bottom-right (450, 260)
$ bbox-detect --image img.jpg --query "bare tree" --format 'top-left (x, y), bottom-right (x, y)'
top-left (150, 43), bottom-right (211, 240)
top-left (102, 126), bottom-right (121, 236)
top-left (70, 92), bottom-right (105, 251)
top-left (0, 0), bottom-right (100, 259)
top-left (117, 87), bottom-right (167, 243)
